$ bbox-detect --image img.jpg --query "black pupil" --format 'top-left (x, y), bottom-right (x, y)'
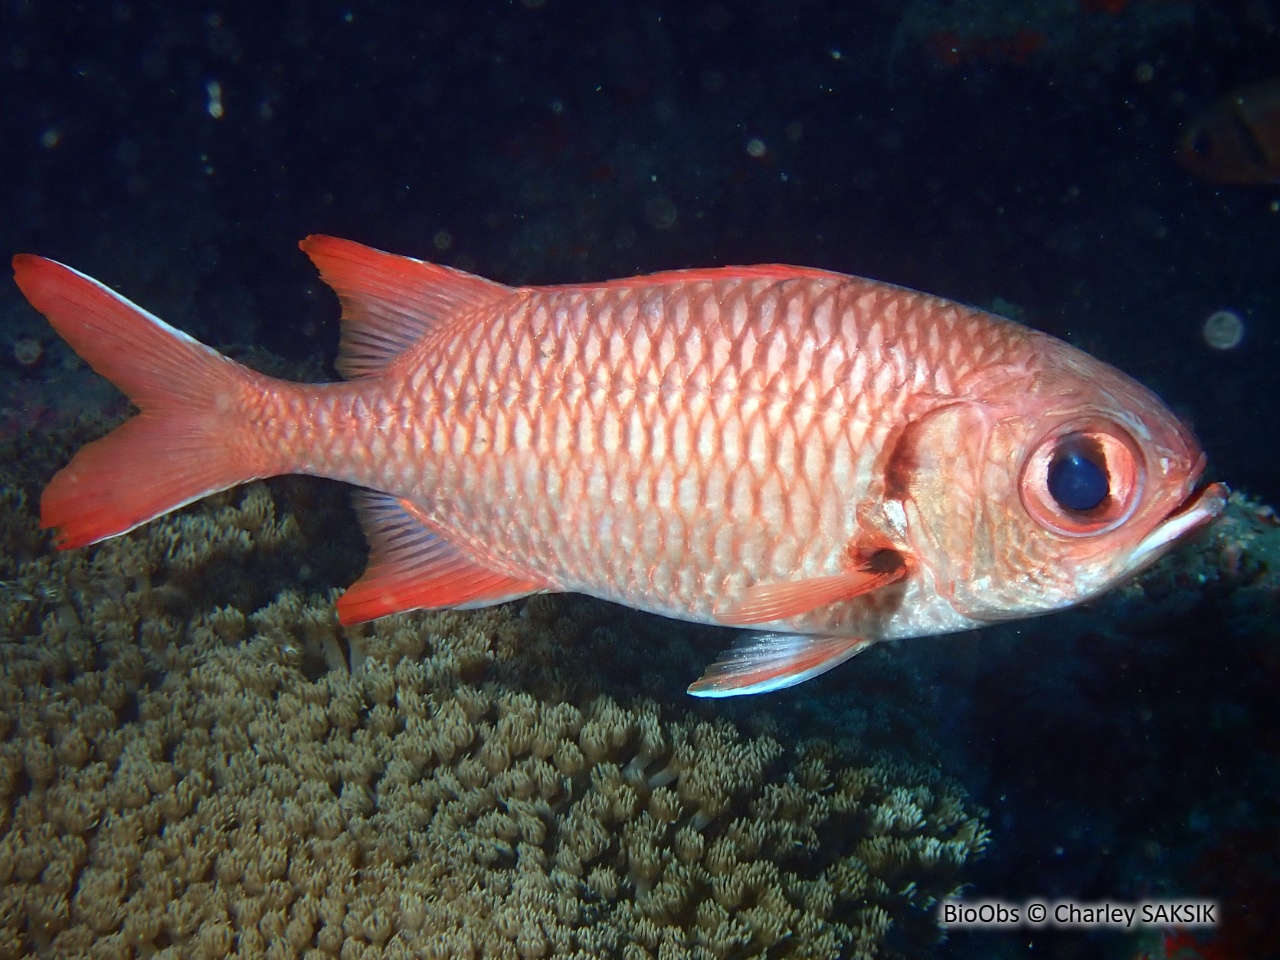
top-left (1047, 440), bottom-right (1109, 512)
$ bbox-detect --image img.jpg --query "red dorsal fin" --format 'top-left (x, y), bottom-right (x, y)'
top-left (337, 492), bottom-right (545, 624)
top-left (547, 263), bottom-right (847, 292)
top-left (299, 235), bottom-right (513, 380)
top-left (715, 548), bottom-right (909, 626)
top-left (688, 632), bottom-right (875, 698)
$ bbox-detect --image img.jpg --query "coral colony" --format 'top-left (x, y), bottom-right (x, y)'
top-left (0, 452), bottom-right (988, 957)
top-left (3, 407), bottom-right (1279, 957)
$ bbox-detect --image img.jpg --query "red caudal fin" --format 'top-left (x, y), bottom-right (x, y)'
top-left (13, 255), bottom-right (282, 548)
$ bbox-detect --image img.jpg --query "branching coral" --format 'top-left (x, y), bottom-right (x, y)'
top-left (0, 425), bottom-right (988, 959)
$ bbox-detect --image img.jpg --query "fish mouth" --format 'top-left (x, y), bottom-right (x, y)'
top-left (1127, 480), bottom-right (1229, 573)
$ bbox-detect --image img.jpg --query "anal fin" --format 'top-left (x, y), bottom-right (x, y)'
top-left (687, 632), bottom-right (875, 698)
top-left (337, 491), bottom-right (544, 624)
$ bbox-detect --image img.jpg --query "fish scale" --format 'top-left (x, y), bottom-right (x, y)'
top-left (13, 237), bottom-right (1225, 696)
top-left (322, 274), bottom-right (1014, 626)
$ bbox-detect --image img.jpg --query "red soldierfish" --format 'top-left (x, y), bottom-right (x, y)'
top-left (1177, 78), bottom-right (1280, 185)
top-left (13, 238), bottom-right (1227, 697)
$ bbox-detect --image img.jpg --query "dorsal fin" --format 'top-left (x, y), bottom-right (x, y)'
top-left (543, 263), bottom-right (847, 292)
top-left (337, 491), bottom-right (545, 624)
top-left (299, 235), bottom-right (513, 380)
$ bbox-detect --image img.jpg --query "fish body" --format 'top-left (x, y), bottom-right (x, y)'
top-left (13, 238), bottom-right (1225, 696)
top-left (1177, 78), bottom-right (1280, 185)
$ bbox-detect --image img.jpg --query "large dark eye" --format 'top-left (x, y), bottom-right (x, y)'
top-left (1019, 422), bottom-right (1144, 538)
top-left (1047, 439), bottom-right (1109, 512)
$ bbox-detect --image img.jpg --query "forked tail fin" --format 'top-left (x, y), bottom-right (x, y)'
top-left (13, 255), bottom-right (284, 548)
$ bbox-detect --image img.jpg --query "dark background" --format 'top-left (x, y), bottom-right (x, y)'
top-left (1, 0), bottom-right (1276, 503)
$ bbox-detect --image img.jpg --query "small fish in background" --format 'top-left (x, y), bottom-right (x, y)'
top-left (12, 240), bottom-right (1227, 697)
top-left (1177, 78), bottom-right (1280, 185)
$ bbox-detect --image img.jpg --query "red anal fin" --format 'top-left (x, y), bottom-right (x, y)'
top-left (715, 548), bottom-right (909, 626)
top-left (299, 236), bottom-right (513, 380)
top-left (337, 492), bottom-right (544, 624)
top-left (688, 633), bottom-right (875, 698)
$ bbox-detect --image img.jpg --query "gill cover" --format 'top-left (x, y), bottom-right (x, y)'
top-left (889, 401), bottom-right (1012, 619)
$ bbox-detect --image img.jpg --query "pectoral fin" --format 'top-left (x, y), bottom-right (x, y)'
top-left (687, 632), bottom-right (876, 698)
top-left (715, 548), bottom-right (908, 626)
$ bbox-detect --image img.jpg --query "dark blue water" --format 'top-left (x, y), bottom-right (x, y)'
top-left (4, 2), bottom-right (1277, 498)
top-left (2, 2), bottom-right (1277, 958)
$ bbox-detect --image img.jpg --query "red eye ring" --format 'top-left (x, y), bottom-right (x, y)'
top-left (1018, 419), bottom-right (1144, 537)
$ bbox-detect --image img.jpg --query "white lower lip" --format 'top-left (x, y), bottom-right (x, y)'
top-left (1129, 482), bottom-right (1229, 569)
